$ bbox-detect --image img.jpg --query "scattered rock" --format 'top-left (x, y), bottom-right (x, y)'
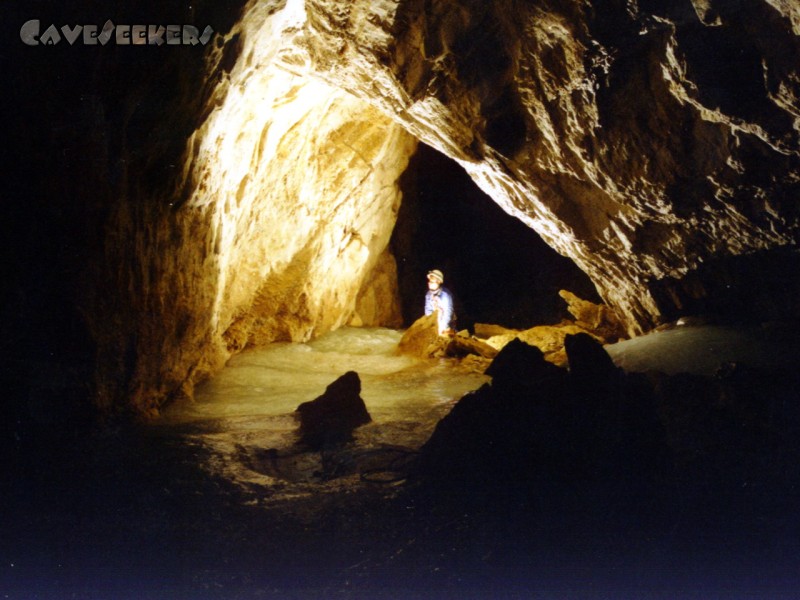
top-left (559, 290), bottom-right (627, 343)
top-left (400, 290), bottom-right (627, 372)
top-left (476, 291), bottom-right (628, 367)
top-left (486, 321), bottom-right (592, 367)
top-left (295, 371), bottom-right (371, 449)
top-left (398, 314), bottom-right (497, 361)
top-left (457, 354), bottom-right (493, 374)
top-left (445, 333), bottom-right (498, 360)
top-left (473, 323), bottom-right (520, 339)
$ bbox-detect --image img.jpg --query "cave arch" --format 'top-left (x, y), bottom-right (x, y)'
top-left (13, 0), bottom-right (798, 419)
top-left (159, 39), bottom-right (606, 417)
top-left (392, 143), bottom-right (600, 331)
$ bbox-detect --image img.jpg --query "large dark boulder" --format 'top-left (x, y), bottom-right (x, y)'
top-left (412, 338), bottom-right (671, 526)
top-left (485, 338), bottom-right (565, 390)
top-left (564, 332), bottom-right (620, 384)
top-left (411, 340), bottom-right (574, 493)
top-left (295, 371), bottom-right (371, 450)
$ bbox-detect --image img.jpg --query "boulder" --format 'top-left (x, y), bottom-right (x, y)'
top-left (485, 338), bottom-right (565, 390)
top-left (398, 315), bottom-right (499, 360)
top-left (444, 333), bottom-right (499, 360)
top-left (564, 332), bottom-right (621, 384)
top-left (473, 323), bottom-right (520, 339)
top-left (295, 371), bottom-right (371, 449)
top-left (397, 313), bottom-right (447, 358)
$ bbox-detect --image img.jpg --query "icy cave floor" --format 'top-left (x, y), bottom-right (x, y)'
top-left (3, 324), bottom-right (800, 598)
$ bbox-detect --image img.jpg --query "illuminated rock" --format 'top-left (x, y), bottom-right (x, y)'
top-left (398, 313), bottom-right (498, 360)
top-left (73, 0), bottom-right (800, 415)
top-left (487, 322), bottom-right (590, 367)
top-left (558, 290), bottom-right (627, 344)
top-left (90, 5), bottom-right (417, 413)
top-left (397, 313), bottom-right (444, 358)
top-left (293, 0), bottom-right (800, 333)
top-left (445, 334), bottom-right (499, 360)
top-left (349, 249), bottom-right (403, 329)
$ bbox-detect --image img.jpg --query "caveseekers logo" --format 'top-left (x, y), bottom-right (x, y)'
top-left (20, 19), bottom-right (215, 46)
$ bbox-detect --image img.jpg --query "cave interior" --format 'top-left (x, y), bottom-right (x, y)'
top-left (3, 0), bottom-right (800, 596)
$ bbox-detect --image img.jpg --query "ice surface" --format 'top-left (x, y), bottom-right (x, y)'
top-left (162, 327), bottom-right (488, 444)
top-left (157, 328), bottom-right (489, 489)
top-left (157, 323), bottom-right (798, 496)
top-left (605, 323), bottom-right (799, 376)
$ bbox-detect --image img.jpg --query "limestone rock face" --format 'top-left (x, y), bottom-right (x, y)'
top-left (185, 17), bottom-right (418, 348)
top-left (89, 4), bottom-right (418, 413)
top-left (63, 0), bottom-right (800, 415)
top-left (292, 0), bottom-right (800, 331)
top-left (349, 250), bottom-right (403, 329)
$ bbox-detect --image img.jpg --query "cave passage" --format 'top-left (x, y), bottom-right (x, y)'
top-left (392, 143), bottom-right (600, 331)
top-left (155, 139), bottom-right (609, 485)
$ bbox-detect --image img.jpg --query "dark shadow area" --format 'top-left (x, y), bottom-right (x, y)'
top-left (649, 247), bottom-right (800, 325)
top-left (392, 143), bottom-right (600, 331)
top-left (406, 334), bottom-right (800, 597)
top-left (0, 0), bottom-right (248, 444)
top-left (4, 332), bottom-right (800, 598)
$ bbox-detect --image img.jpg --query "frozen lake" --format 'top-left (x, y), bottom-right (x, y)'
top-left (158, 322), bottom-right (798, 493)
top-left (160, 328), bottom-right (489, 490)
top-left (605, 322), bottom-right (799, 376)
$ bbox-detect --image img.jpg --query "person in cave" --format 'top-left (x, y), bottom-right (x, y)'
top-left (424, 269), bottom-right (456, 337)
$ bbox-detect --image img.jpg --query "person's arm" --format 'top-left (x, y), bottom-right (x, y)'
top-left (438, 291), bottom-right (454, 333)
top-left (424, 291), bottom-right (433, 316)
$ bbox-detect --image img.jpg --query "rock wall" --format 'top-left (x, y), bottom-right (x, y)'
top-left (87, 1), bottom-right (416, 415)
top-left (294, 0), bottom-right (800, 331)
top-left (95, 0), bottom-right (800, 414)
top-left (9, 0), bottom-right (800, 417)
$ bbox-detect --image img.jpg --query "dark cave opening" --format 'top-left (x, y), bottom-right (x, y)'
top-left (391, 143), bottom-right (601, 331)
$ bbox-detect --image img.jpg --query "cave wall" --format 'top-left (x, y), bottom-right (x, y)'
top-left (5, 0), bottom-right (800, 418)
top-left (86, 2), bottom-right (417, 415)
top-left (296, 0), bottom-right (800, 332)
